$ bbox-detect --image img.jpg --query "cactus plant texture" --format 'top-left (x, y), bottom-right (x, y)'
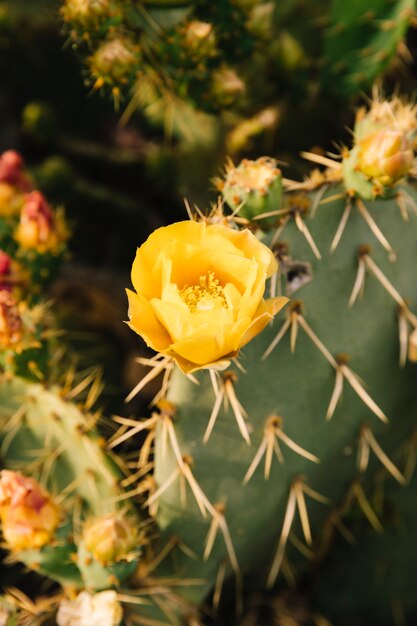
top-left (59, 0), bottom-right (417, 146)
top-left (116, 93), bottom-right (417, 624)
top-left (4, 45), bottom-right (417, 625)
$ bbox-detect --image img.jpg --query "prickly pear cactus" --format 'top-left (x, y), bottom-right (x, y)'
top-left (119, 93), bottom-right (417, 624)
top-left (5, 91), bottom-right (417, 626)
top-left (322, 0), bottom-right (416, 96)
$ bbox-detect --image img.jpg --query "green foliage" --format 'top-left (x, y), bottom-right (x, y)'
top-left (322, 0), bottom-right (416, 95)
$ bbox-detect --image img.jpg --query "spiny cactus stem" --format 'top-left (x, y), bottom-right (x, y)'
top-left (357, 425), bottom-right (406, 484)
top-left (267, 477), bottom-right (329, 588)
top-left (344, 480), bottom-right (383, 534)
top-left (242, 415), bottom-right (319, 485)
top-left (293, 210), bottom-right (322, 259)
top-left (355, 198), bottom-right (396, 259)
top-left (330, 197), bottom-right (352, 253)
top-left (125, 355), bottom-right (173, 403)
top-left (351, 250), bottom-right (417, 328)
top-left (203, 503), bottom-right (239, 574)
top-left (204, 371), bottom-right (250, 445)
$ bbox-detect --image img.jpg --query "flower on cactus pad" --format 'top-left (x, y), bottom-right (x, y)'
top-left (14, 191), bottom-right (69, 253)
top-left (126, 220), bottom-right (287, 373)
top-left (57, 591), bottom-right (123, 626)
top-left (0, 470), bottom-right (60, 551)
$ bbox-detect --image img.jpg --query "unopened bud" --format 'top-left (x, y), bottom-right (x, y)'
top-left (15, 191), bottom-right (66, 252)
top-left (0, 470), bottom-right (59, 550)
top-left (181, 21), bottom-right (216, 59)
top-left (83, 513), bottom-right (137, 565)
top-left (211, 67), bottom-right (245, 108)
top-left (357, 129), bottom-right (413, 186)
top-left (0, 151), bottom-right (31, 192)
top-left (0, 183), bottom-right (24, 218)
top-left (0, 290), bottom-right (22, 347)
top-left (61, 0), bottom-right (111, 27)
top-left (89, 38), bottom-right (138, 85)
top-left (0, 252), bottom-right (11, 289)
top-left (57, 591), bottom-right (123, 626)
top-left (216, 156), bottom-right (282, 221)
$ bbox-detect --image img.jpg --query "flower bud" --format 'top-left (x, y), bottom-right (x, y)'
top-left (14, 191), bottom-right (65, 252)
top-left (0, 290), bottom-right (22, 347)
top-left (83, 513), bottom-right (137, 565)
top-left (89, 38), bottom-right (139, 85)
top-left (0, 183), bottom-right (24, 218)
top-left (211, 67), bottom-right (246, 108)
top-left (61, 0), bottom-right (111, 27)
top-left (0, 470), bottom-right (59, 550)
top-left (216, 156), bottom-right (282, 221)
top-left (181, 21), bottom-right (216, 60)
top-left (0, 150), bottom-right (31, 192)
top-left (247, 2), bottom-right (274, 39)
top-left (57, 591), bottom-right (123, 626)
top-left (408, 328), bottom-right (417, 362)
top-left (0, 252), bottom-right (11, 290)
top-left (357, 129), bottom-right (413, 186)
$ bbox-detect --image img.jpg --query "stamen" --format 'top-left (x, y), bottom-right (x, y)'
top-left (180, 272), bottom-right (227, 312)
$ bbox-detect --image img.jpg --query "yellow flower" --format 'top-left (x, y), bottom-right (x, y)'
top-left (0, 470), bottom-right (60, 551)
top-left (126, 220), bottom-right (288, 373)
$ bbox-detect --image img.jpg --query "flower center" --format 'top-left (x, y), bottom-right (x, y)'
top-left (179, 272), bottom-right (227, 312)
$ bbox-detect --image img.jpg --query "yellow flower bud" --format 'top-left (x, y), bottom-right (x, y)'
top-left (357, 129), bottom-right (413, 186)
top-left (83, 513), bottom-right (137, 565)
top-left (89, 38), bottom-right (139, 85)
top-left (0, 290), bottom-right (22, 348)
top-left (211, 67), bottom-right (246, 108)
top-left (126, 220), bottom-right (288, 373)
top-left (0, 471), bottom-right (60, 551)
top-left (61, 0), bottom-right (111, 27)
top-left (0, 183), bottom-right (23, 218)
top-left (181, 21), bottom-right (216, 59)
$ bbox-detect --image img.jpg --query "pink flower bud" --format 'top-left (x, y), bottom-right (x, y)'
top-left (15, 191), bottom-right (60, 251)
top-left (357, 129), bottom-right (413, 186)
top-left (0, 471), bottom-right (60, 551)
top-left (0, 151), bottom-right (31, 191)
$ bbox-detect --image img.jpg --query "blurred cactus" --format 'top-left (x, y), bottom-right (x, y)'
top-left (59, 0), bottom-right (417, 153)
top-left (0, 150), bottom-right (69, 296)
top-left (322, 0), bottom-right (417, 95)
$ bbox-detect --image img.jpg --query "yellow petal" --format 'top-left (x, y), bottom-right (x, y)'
top-left (126, 289), bottom-right (172, 352)
top-left (238, 297), bottom-right (288, 349)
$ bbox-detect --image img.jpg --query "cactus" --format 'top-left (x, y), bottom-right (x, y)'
top-left (4, 41), bottom-right (417, 623)
top-left (322, 0), bottom-right (416, 96)
top-left (114, 92), bottom-right (417, 624)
